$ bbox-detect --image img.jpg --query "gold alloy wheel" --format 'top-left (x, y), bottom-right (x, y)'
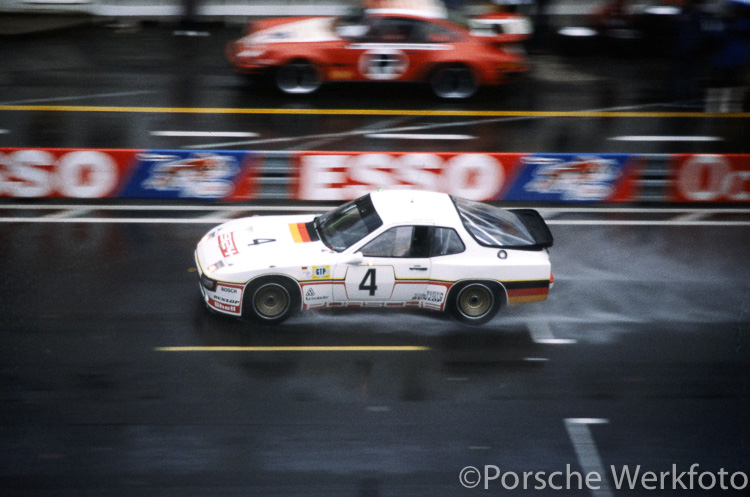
top-left (457, 284), bottom-right (493, 318)
top-left (254, 283), bottom-right (290, 318)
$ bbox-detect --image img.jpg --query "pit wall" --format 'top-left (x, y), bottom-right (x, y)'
top-left (1, 148), bottom-right (748, 203)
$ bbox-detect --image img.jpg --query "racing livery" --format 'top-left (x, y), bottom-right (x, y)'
top-left (226, 1), bottom-right (531, 98)
top-left (195, 190), bottom-right (553, 325)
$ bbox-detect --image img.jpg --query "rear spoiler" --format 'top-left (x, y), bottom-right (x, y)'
top-left (508, 209), bottom-right (554, 250)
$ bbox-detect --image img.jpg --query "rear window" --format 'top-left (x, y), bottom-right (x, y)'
top-left (451, 196), bottom-right (535, 247)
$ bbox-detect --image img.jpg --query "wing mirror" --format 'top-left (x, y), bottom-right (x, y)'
top-left (343, 251), bottom-right (364, 265)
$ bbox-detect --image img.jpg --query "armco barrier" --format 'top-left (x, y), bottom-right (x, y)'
top-left (1, 148), bottom-right (749, 202)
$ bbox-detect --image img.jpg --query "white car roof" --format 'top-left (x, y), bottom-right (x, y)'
top-left (364, 0), bottom-right (447, 18)
top-left (369, 190), bottom-right (461, 226)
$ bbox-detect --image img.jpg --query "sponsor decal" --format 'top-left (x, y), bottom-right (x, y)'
top-left (289, 222), bottom-right (313, 243)
top-left (302, 284), bottom-right (330, 303)
top-left (358, 48), bottom-right (409, 80)
top-left (329, 69), bottom-right (354, 80)
top-left (207, 282), bottom-right (244, 315)
top-left (295, 152), bottom-right (521, 200)
top-left (671, 154), bottom-right (750, 202)
top-left (218, 232), bottom-right (239, 258)
top-left (0, 149), bottom-right (135, 198)
top-left (122, 151), bottom-right (241, 199)
top-left (411, 289), bottom-right (443, 303)
top-left (140, 152), bottom-right (237, 198)
top-left (518, 155), bottom-right (622, 202)
top-left (312, 265), bottom-right (331, 280)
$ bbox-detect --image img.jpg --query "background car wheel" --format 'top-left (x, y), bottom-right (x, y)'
top-left (275, 60), bottom-right (321, 95)
top-left (244, 277), bottom-right (300, 325)
top-left (449, 282), bottom-right (503, 325)
top-left (430, 65), bottom-right (477, 99)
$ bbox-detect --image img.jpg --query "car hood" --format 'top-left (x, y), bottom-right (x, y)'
top-left (246, 17), bottom-right (339, 44)
top-left (197, 215), bottom-right (335, 274)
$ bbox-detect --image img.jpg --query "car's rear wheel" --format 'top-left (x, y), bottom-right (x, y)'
top-left (244, 277), bottom-right (300, 325)
top-left (275, 60), bottom-right (321, 95)
top-left (449, 281), bottom-right (503, 325)
top-left (429, 64), bottom-right (477, 99)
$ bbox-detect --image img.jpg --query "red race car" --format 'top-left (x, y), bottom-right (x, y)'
top-left (226, 1), bottom-right (531, 99)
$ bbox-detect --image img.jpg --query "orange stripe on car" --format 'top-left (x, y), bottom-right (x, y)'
top-left (289, 223), bottom-right (303, 243)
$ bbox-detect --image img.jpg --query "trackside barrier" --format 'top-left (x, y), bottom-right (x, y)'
top-left (1, 148), bottom-right (749, 202)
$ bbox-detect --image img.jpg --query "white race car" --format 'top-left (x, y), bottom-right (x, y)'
top-left (195, 190), bottom-right (553, 325)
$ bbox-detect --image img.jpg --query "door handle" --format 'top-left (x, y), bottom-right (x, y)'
top-left (409, 266), bottom-right (428, 271)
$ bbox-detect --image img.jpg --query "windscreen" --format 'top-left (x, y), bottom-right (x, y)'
top-left (451, 196), bottom-right (536, 247)
top-left (316, 194), bottom-right (383, 252)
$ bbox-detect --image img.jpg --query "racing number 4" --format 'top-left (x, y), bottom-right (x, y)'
top-left (359, 268), bottom-right (378, 296)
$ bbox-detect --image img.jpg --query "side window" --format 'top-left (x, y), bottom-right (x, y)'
top-left (431, 227), bottom-right (465, 256)
top-left (360, 226), bottom-right (432, 258)
top-left (361, 226), bottom-right (413, 257)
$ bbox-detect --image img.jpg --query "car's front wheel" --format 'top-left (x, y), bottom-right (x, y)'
top-left (274, 60), bottom-right (322, 95)
top-left (429, 64), bottom-right (478, 99)
top-left (449, 281), bottom-right (503, 325)
top-left (244, 277), bottom-right (301, 325)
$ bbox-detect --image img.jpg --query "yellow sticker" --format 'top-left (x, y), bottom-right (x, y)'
top-left (312, 265), bottom-right (330, 280)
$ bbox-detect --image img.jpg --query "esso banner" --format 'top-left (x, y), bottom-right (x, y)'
top-left (0, 149), bottom-right (137, 198)
top-left (296, 152), bottom-right (524, 201)
top-left (294, 152), bottom-right (640, 202)
top-left (671, 154), bottom-right (750, 202)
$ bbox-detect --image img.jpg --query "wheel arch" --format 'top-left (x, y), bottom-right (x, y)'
top-left (445, 278), bottom-right (508, 309)
top-left (242, 273), bottom-right (304, 316)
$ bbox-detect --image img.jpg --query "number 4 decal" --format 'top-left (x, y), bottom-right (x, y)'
top-left (359, 268), bottom-right (378, 296)
top-left (249, 238), bottom-right (276, 246)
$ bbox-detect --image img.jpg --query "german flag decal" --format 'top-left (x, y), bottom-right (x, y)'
top-left (289, 222), bottom-right (312, 243)
top-left (504, 280), bottom-right (550, 305)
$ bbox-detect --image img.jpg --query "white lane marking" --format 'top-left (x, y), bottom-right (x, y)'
top-left (0, 129), bottom-right (9, 134)
top-left (198, 210), bottom-right (235, 220)
top-left (0, 204), bottom-right (329, 211)
top-left (0, 90), bottom-right (156, 106)
top-left (0, 217), bottom-right (228, 224)
top-left (365, 133), bottom-right (474, 140)
top-left (523, 357), bottom-right (549, 362)
top-left (546, 220), bottom-right (750, 226)
top-left (608, 135), bottom-right (723, 142)
top-left (151, 131), bottom-right (259, 138)
top-left (672, 211), bottom-right (706, 222)
top-left (564, 418), bottom-right (613, 497)
top-left (44, 208), bottom-right (92, 219)
top-left (2, 205), bottom-right (749, 213)
top-left (528, 321), bottom-right (577, 345)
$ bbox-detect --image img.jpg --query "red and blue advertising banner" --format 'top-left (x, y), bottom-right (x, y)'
top-left (2, 148), bottom-right (748, 202)
top-left (0, 148), bottom-right (138, 198)
top-left (669, 154), bottom-right (750, 202)
top-left (117, 150), bottom-right (261, 201)
top-left (0, 148), bottom-right (262, 200)
top-left (293, 152), bottom-right (641, 202)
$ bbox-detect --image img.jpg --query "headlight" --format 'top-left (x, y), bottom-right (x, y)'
top-left (200, 230), bottom-right (217, 244)
top-left (238, 44), bottom-right (266, 58)
top-left (206, 260), bottom-right (225, 274)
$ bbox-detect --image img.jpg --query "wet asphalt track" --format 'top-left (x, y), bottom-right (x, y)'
top-left (1, 19), bottom-right (749, 497)
top-left (1, 205), bottom-right (749, 496)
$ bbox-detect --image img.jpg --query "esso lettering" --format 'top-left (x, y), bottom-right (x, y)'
top-left (676, 155), bottom-right (750, 202)
top-left (0, 150), bottom-right (119, 198)
top-left (299, 153), bottom-right (505, 200)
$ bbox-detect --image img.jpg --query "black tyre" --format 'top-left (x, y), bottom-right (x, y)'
top-left (429, 65), bottom-right (477, 99)
top-left (274, 60), bottom-right (321, 95)
top-left (244, 277), bottom-right (300, 325)
top-left (449, 282), bottom-right (503, 325)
